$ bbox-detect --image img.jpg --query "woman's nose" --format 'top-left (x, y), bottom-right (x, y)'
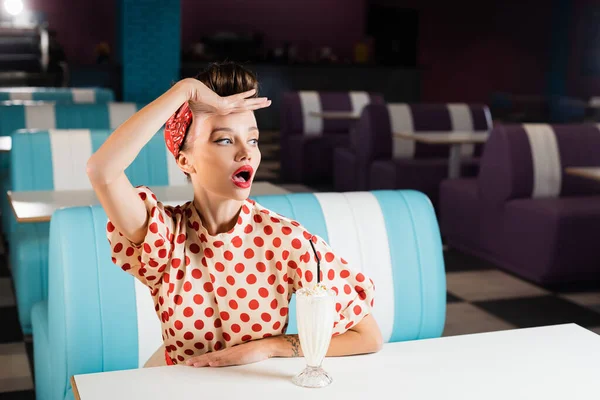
top-left (235, 146), bottom-right (251, 162)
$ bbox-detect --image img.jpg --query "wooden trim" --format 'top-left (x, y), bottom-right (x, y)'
top-left (565, 167), bottom-right (600, 182)
top-left (393, 132), bottom-right (489, 145)
top-left (309, 111), bottom-right (360, 120)
top-left (71, 376), bottom-right (82, 400)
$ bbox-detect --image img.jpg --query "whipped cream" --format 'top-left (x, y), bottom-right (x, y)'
top-left (296, 282), bottom-right (333, 297)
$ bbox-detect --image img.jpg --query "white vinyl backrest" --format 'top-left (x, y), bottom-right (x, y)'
top-left (134, 279), bottom-right (164, 367)
top-left (165, 146), bottom-right (188, 186)
top-left (9, 92), bottom-right (33, 101)
top-left (108, 103), bottom-right (137, 129)
top-left (298, 91), bottom-right (323, 136)
top-left (447, 103), bottom-right (475, 157)
top-left (388, 103), bottom-right (416, 159)
top-left (49, 130), bottom-right (94, 190)
top-left (314, 192), bottom-right (395, 342)
top-left (25, 104), bottom-right (55, 129)
top-left (71, 88), bottom-right (96, 103)
top-left (483, 106), bottom-right (493, 129)
top-left (523, 124), bottom-right (562, 198)
top-left (349, 91), bottom-right (371, 115)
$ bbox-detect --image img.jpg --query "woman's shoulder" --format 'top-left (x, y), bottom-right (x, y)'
top-left (134, 185), bottom-right (193, 223)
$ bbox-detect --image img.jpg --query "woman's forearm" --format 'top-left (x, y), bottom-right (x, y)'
top-left (270, 330), bottom-right (380, 358)
top-left (87, 79), bottom-right (192, 185)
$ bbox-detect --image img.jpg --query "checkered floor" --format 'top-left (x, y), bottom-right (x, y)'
top-left (2, 130), bottom-right (600, 397)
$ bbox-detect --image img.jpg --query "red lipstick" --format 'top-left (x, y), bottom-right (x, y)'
top-left (231, 165), bottom-right (254, 189)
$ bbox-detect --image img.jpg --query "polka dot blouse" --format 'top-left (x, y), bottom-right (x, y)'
top-left (107, 186), bottom-right (376, 365)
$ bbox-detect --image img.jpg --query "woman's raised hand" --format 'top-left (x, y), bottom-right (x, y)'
top-left (183, 78), bottom-right (271, 116)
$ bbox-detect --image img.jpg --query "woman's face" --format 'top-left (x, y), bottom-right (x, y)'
top-left (178, 111), bottom-right (261, 201)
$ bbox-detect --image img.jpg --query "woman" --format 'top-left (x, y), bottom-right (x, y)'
top-left (87, 62), bottom-right (382, 368)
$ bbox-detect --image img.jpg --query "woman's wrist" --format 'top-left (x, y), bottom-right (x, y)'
top-left (267, 335), bottom-right (302, 358)
top-left (173, 78), bottom-right (197, 102)
top-left (175, 78), bottom-right (210, 104)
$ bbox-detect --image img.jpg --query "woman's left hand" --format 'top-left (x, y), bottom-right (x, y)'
top-left (185, 338), bottom-right (275, 368)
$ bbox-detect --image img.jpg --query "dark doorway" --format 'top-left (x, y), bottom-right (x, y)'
top-left (366, 4), bottom-right (419, 67)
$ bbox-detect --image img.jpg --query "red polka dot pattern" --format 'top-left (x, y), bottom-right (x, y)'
top-left (107, 186), bottom-right (375, 364)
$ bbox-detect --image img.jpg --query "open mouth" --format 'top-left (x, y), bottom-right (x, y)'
top-left (233, 170), bottom-right (251, 183)
top-left (232, 165), bottom-right (254, 186)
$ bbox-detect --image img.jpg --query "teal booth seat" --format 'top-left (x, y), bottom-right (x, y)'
top-left (0, 87), bottom-right (114, 103)
top-left (31, 190), bottom-right (446, 400)
top-left (0, 102), bottom-right (142, 235)
top-left (9, 129), bottom-right (187, 334)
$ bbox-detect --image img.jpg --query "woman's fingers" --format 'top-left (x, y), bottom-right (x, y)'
top-left (239, 97), bottom-right (270, 106)
top-left (186, 348), bottom-right (236, 367)
top-left (231, 99), bottom-right (271, 112)
top-left (229, 88), bottom-right (257, 101)
top-left (185, 355), bottom-right (209, 367)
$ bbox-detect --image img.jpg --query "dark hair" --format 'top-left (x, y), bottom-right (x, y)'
top-left (179, 62), bottom-right (259, 154)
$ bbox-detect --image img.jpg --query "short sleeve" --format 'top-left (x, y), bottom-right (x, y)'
top-left (106, 186), bottom-right (175, 290)
top-left (292, 233), bottom-right (376, 336)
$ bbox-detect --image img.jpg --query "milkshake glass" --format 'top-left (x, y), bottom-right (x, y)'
top-left (292, 283), bottom-right (336, 388)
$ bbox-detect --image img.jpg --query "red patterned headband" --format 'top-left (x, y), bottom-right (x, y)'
top-left (164, 102), bottom-right (193, 158)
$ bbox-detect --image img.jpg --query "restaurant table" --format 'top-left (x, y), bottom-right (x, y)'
top-left (0, 136), bottom-right (11, 152)
top-left (71, 324), bottom-right (600, 400)
top-left (565, 167), bottom-right (600, 182)
top-left (8, 182), bottom-right (290, 223)
top-left (394, 131), bottom-right (489, 179)
top-left (309, 111), bottom-right (360, 120)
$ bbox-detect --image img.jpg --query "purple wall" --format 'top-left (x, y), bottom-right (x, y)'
top-left (181, 0), bottom-right (366, 61)
top-left (567, 0), bottom-right (600, 100)
top-left (29, 0), bottom-right (575, 104)
top-left (415, 0), bottom-right (552, 103)
top-left (29, 0), bottom-right (116, 65)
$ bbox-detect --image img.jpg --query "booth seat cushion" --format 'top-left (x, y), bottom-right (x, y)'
top-left (503, 196), bottom-right (600, 285)
top-left (31, 300), bottom-right (52, 400)
top-left (4, 128), bottom-right (186, 235)
top-left (280, 91), bottom-right (384, 183)
top-left (0, 102), bottom-right (141, 175)
top-left (6, 129), bottom-right (187, 334)
top-left (369, 158), bottom-right (480, 205)
top-left (0, 87), bottom-right (114, 103)
top-left (10, 223), bottom-right (50, 334)
top-left (333, 147), bottom-right (359, 192)
top-left (286, 133), bottom-right (351, 183)
top-left (439, 179), bottom-right (482, 249)
top-left (40, 191), bottom-right (445, 400)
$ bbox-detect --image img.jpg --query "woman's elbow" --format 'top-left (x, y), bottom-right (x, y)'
top-left (356, 316), bottom-right (384, 353)
top-left (370, 330), bottom-right (384, 353)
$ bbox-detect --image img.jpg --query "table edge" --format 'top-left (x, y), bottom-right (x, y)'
top-left (71, 376), bottom-right (82, 400)
top-left (7, 190), bottom-right (52, 223)
top-left (565, 167), bottom-right (600, 180)
top-left (393, 132), bottom-right (489, 144)
top-left (308, 111), bottom-right (360, 119)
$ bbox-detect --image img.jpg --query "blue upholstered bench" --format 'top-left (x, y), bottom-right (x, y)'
top-left (0, 87), bottom-right (114, 103)
top-left (0, 102), bottom-right (141, 233)
top-left (32, 190), bottom-right (446, 400)
top-left (9, 129), bottom-right (187, 334)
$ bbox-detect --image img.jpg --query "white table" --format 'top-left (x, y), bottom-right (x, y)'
top-left (565, 167), bottom-right (600, 182)
top-left (0, 136), bottom-right (11, 152)
top-left (71, 324), bottom-right (600, 399)
top-left (8, 182), bottom-right (290, 223)
top-left (394, 131), bottom-right (489, 179)
top-left (309, 111), bottom-right (360, 120)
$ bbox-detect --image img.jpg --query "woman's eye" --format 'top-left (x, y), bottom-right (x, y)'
top-left (216, 139), bottom-right (232, 145)
top-left (249, 139), bottom-right (259, 145)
